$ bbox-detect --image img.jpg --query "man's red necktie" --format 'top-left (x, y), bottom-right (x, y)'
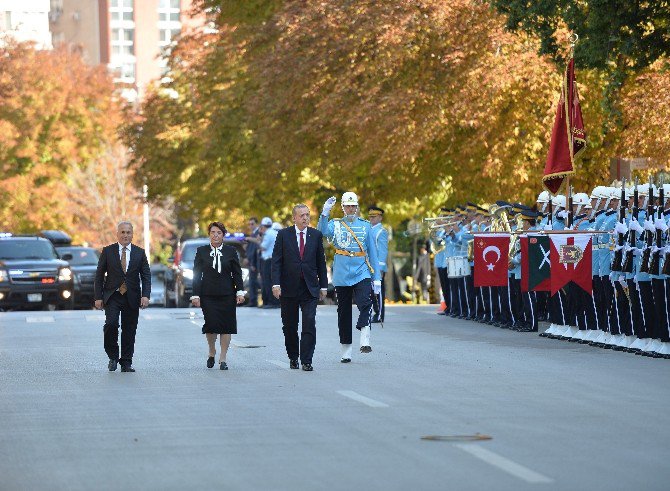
top-left (299, 231), bottom-right (305, 259)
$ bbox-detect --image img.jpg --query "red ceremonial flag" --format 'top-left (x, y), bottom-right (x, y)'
top-left (549, 234), bottom-right (592, 296)
top-left (474, 234), bottom-right (510, 287)
top-left (543, 57), bottom-right (586, 194)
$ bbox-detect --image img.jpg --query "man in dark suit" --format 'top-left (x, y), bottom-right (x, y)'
top-left (271, 204), bottom-right (328, 371)
top-left (94, 221), bottom-right (151, 372)
top-left (244, 217), bottom-right (260, 307)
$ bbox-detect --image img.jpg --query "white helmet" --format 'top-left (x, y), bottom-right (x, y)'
top-left (590, 186), bottom-right (608, 199)
top-left (341, 191), bottom-right (359, 206)
top-left (536, 190), bottom-right (550, 203)
top-left (663, 183), bottom-right (670, 197)
top-left (636, 184), bottom-right (657, 196)
top-left (551, 194), bottom-right (566, 208)
top-left (611, 187), bottom-right (631, 200)
top-left (573, 193), bottom-right (591, 212)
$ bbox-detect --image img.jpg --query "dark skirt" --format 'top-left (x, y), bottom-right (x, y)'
top-left (201, 294), bottom-right (237, 334)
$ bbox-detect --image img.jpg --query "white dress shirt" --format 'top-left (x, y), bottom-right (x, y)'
top-left (117, 243), bottom-right (130, 273)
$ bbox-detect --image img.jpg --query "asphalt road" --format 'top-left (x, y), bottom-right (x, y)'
top-left (1, 305), bottom-right (669, 491)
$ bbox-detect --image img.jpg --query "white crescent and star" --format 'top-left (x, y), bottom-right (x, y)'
top-left (482, 245), bottom-right (501, 271)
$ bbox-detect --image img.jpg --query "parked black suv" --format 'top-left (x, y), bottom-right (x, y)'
top-left (0, 235), bottom-right (75, 310)
top-left (172, 237), bottom-right (249, 307)
top-left (56, 246), bottom-right (100, 308)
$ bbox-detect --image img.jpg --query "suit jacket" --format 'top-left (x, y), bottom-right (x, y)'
top-left (271, 226), bottom-right (328, 298)
top-left (94, 243), bottom-right (151, 309)
top-left (192, 244), bottom-right (244, 297)
top-left (245, 227), bottom-right (260, 271)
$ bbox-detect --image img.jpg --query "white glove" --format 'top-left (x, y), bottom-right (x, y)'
top-left (372, 280), bottom-right (382, 295)
top-left (557, 210), bottom-right (568, 219)
top-left (322, 196), bottom-right (337, 215)
top-left (643, 219), bottom-right (656, 232)
top-left (628, 218), bottom-right (643, 234)
top-left (655, 218), bottom-right (668, 232)
top-left (614, 221), bottom-right (628, 235)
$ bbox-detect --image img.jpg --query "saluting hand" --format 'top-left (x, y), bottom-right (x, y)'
top-left (322, 196), bottom-right (337, 215)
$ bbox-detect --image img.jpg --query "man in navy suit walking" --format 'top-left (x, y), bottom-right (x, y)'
top-left (94, 221), bottom-right (151, 372)
top-left (271, 204), bottom-right (328, 371)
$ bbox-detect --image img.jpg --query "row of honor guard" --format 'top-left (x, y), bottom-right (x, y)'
top-left (429, 181), bottom-right (670, 359)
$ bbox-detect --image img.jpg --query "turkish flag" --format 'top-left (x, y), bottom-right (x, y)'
top-left (550, 234), bottom-right (592, 296)
top-left (474, 234), bottom-right (510, 287)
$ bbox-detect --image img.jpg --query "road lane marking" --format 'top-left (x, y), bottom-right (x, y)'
top-left (142, 313), bottom-right (169, 320)
top-left (268, 360), bottom-right (290, 370)
top-left (336, 390), bottom-right (389, 408)
top-left (455, 444), bottom-right (553, 484)
top-left (26, 316), bottom-right (54, 323)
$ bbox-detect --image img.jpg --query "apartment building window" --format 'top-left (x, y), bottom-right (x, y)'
top-left (109, 0), bottom-right (136, 83)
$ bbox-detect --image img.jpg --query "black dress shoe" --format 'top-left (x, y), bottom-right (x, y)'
top-left (341, 358), bottom-right (351, 363)
top-left (120, 365), bottom-right (135, 372)
top-left (360, 345), bottom-right (372, 353)
top-left (108, 359), bottom-right (118, 371)
top-left (302, 363), bottom-right (313, 371)
top-left (220, 362), bottom-right (228, 370)
top-left (289, 359), bottom-right (299, 369)
top-left (207, 356), bottom-right (215, 368)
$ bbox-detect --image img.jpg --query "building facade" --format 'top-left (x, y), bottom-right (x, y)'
top-left (49, 0), bottom-right (203, 101)
top-left (0, 0), bottom-right (52, 49)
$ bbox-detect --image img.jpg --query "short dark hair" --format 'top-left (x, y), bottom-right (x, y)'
top-left (249, 217), bottom-right (258, 223)
top-left (207, 221), bottom-right (227, 235)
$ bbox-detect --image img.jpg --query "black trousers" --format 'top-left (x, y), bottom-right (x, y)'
top-left (465, 274), bottom-right (476, 318)
top-left (549, 288), bottom-right (567, 326)
top-left (600, 276), bottom-right (614, 333)
top-left (509, 277), bottom-right (523, 325)
top-left (371, 272), bottom-right (386, 322)
top-left (261, 259), bottom-right (279, 306)
top-left (437, 267), bottom-right (449, 312)
top-left (336, 279), bottom-right (373, 345)
top-left (626, 278), bottom-right (642, 337)
top-left (653, 279), bottom-right (670, 341)
top-left (490, 286), bottom-right (502, 322)
top-left (521, 290), bottom-right (538, 331)
top-left (280, 279), bottom-right (317, 364)
top-left (247, 266), bottom-right (260, 306)
top-left (637, 280), bottom-right (656, 339)
top-left (103, 291), bottom-right (139, 365)
top-left (498, 282), bottom-right (514, 326)
top-left (611, 280), bottom-right (631, 336)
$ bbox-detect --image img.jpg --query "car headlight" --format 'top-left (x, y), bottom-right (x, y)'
top-left (182, 268), bottom-right (193, 280)
top-left (0, 269), bottom-right (7, 282)
top-left (58, 267), bottom-right (72, 282)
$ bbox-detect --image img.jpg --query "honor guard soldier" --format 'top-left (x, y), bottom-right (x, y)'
top-left (319, 192), bottom-right (381, 362)
top-left (368, 206), bottom-right (389, 323)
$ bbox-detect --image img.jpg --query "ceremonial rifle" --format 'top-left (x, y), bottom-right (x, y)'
top-left (621, 178), bottom-right (639, 273)
top-left (611, 178), bottom-right (626, 272)
top-left (649, 176), bottom-right (664, 275)
top-left (567, 186), bottom-right (573, 228)
top-left (640, 179), bottom-right (655, 273)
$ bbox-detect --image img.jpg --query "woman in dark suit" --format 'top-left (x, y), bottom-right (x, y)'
top-left (190, 222), bottom-right (246, 370)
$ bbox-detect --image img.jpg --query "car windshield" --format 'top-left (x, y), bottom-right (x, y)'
top-left (180, 243), bottom-right (205, 262)
top-left (59, 247), bottom-right (99, 265)
top-left (0, 240), bottom-right (58, 260)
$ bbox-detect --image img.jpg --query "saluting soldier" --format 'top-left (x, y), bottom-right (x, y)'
top-left (368, 206), bottom-right (389, 323)
top-left (319, 192), bottom-right (381, 362)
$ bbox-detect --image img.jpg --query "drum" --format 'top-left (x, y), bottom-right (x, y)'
top-left (447, 256), bottom-right (470, 278)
